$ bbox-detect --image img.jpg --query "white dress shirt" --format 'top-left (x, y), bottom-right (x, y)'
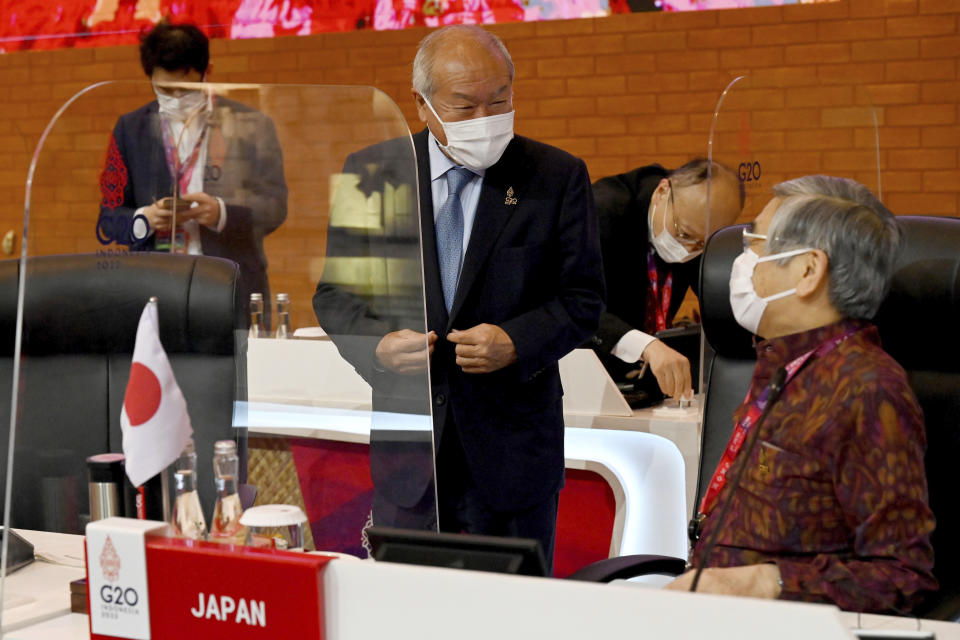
top-left (132, 107), bottom-right (227, 251)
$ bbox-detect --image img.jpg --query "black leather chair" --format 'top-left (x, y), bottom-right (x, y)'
top-left (0, 253), bottom-right (242, 534)
top-left (570, 216), bottom-right (960, 620)
top-left (873, 217), bottom-right (960, 619)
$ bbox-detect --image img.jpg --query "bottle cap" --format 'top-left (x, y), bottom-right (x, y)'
top-left (240, 504), bottom-right (307, 527)
top-left (214, 440), bottom-right (237, 455)
top-left (276, 292), bottom-right (289, 303)
top-left (250, 293), bottom-right (263, 302)
top-left (181, 438), bottom-right (196, 455)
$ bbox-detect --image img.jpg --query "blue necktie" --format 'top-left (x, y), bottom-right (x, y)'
top-left (436, 167), bottom-right (473, 313)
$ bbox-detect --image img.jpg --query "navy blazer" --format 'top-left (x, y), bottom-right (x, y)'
top-left (98, 97), bottom-right (288, 307)
top-left (315, 129), bottom-right (604, 512)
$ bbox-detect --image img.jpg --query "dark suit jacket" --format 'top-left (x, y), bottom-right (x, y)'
top-left (314, 129), bottom-right (605, 513)
top-left (98, 97), bottom-right (288, 307)
top-left (590, 165), bottom-right (699, 382)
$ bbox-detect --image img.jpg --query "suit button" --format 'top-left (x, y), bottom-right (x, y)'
top-left (434, 393), bottom-right (446, 406)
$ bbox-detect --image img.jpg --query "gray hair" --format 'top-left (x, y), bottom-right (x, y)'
top-left (767, 175), bottom-right (902, 320)
top-left (412, 26), bottom-right (514, 100)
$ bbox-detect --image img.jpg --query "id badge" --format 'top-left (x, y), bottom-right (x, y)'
top-left (155, 229), bottom-right (189, 254)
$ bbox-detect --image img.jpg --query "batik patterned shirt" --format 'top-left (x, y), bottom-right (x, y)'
top-left (691, 318), bottom-right (937, 614)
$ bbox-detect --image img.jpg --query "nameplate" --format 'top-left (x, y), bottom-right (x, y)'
top-left (86, 521), bottom-right (334, 639)
top-left (86, 518), bottom-right (169, 640)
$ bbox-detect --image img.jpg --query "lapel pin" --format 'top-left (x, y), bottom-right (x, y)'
top-left (504, 187), bottom-right (518, 206)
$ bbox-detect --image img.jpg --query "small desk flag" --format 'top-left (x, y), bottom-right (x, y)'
top-left (120, 297), bottom-right (193, 487)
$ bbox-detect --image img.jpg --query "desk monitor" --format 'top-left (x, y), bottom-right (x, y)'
top-left (366, 526), bottom-right (548, 577)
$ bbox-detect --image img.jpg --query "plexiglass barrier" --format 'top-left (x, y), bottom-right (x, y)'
top-left (699, 74), bottom-right (882, 389)
top-left (5, 81), bottom-right (435, 593)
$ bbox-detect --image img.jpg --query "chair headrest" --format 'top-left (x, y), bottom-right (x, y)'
top-left (699, 224), bottom-right (755, 359)
top-left (0, 253), bottom-right (240, 356)
top-left (875, 217), bottom-right (960, 372)
top-left (699, 217), bottom-right (960, 369)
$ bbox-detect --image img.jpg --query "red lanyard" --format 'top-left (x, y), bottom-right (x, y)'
top-left (160, 117), bottom-right (206, 197)
top-left (646, 246), bottom-right (673, 333)
top-left (697, 327), bottom-right (861, 517)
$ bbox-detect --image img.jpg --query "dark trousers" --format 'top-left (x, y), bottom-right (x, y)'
top-left (436, 409), bottom-right (559, 576)
top-left (371, 406), bottom-right (560, 576)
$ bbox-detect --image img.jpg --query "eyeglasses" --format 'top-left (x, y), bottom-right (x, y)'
top-left (742, 228), bottom-right (767, 251)
top-left (666, 181), bottom-right (705, 251)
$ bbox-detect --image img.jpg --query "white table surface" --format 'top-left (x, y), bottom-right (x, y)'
top-left (839, 612), bottom-right (960, 638)
top-left (4, 612), bottom-right (88, 639)
top-left (1, 529), bottom-right (85, 634)
top-left (4, 535), bottom-right (959, 640)
top-left (12, 597), bottom-right (960, 640)
top-left (566, 398), bottom-right (703, 520)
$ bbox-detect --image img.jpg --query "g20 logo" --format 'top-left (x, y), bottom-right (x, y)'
top-left (101, 585), bottom-right (139, 607)
top-left (738, 161), bottom-right (762, 183)
top-left (96, 212), bottom-right (149, 247)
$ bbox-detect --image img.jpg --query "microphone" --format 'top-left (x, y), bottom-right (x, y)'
top-left (690, 366), bottom-right (788, 593)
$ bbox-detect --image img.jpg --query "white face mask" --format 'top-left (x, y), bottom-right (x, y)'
top-left (423, 97), bottom-right (514, 172)
top-left (155, 87), bottom-right (208, 122)
top-left (649, 193), bottom-right (699, 264)
top-left (729, 246), bottom-right (814, 335)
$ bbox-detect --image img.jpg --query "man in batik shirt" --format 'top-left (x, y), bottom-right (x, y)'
top-left (667, 176), bottom-right (937, 614)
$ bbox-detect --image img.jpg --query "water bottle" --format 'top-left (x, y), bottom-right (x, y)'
top-left (249, 293), bottom-right (265, 339)
top-left (170, 438), bottom-right (207, 541)
top-left (209, 440), bottom-right (247, 545)
top-left (275, 293), bottom-right (292, 339)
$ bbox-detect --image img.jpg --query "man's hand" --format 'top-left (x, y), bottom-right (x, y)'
top-left (179, 192), bottom-right (222, 228)
top-left (642, 339), bottom-right (693, 399)
top-left (142, 202), bottom-right (174, 233)
top-left (375, 330), bottom-right (436, 375)
top-left (664, 565), bottom-right (782, 599)
top-left (447, 324), bottom-right (517, 374)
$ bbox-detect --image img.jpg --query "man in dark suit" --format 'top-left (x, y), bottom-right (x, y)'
top-left (590, 160), bottom-right (742, 400)
top-left (97, 21), bottom-right (287, 313)
top-left (313, 25), bottom-right (604, 571)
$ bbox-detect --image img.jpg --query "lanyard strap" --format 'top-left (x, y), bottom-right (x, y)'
top-left (697, 326), bottom-right (861, 517)
top-left (646, 246), bottom-right (673, 333)
top-left (160, 117), bottom-right (207, 197)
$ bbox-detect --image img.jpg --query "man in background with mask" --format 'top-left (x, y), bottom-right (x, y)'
top-left (98, 21), bottom-right (287, 317)
top-left (589, 159), bottom-right (743, 402)
top-left (666, 176), bottom-right (936, 614)
top-left (314, 25), bottom-right (604, 571)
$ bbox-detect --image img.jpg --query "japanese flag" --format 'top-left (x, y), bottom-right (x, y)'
top-left (121, 298), bottom-right (193, 487)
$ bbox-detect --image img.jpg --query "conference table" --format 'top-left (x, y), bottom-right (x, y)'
top-left (0, 340), bottom-right (703, 640)
top-left (5, 529), bottom-right (960, 640)
top-left (243, 340), bottom-right (702, 566)
top-left (247, 339), bottom-right (705, 517)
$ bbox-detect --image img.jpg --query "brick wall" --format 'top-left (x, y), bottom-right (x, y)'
top-left (0, 0), bottom-right (956, 328)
